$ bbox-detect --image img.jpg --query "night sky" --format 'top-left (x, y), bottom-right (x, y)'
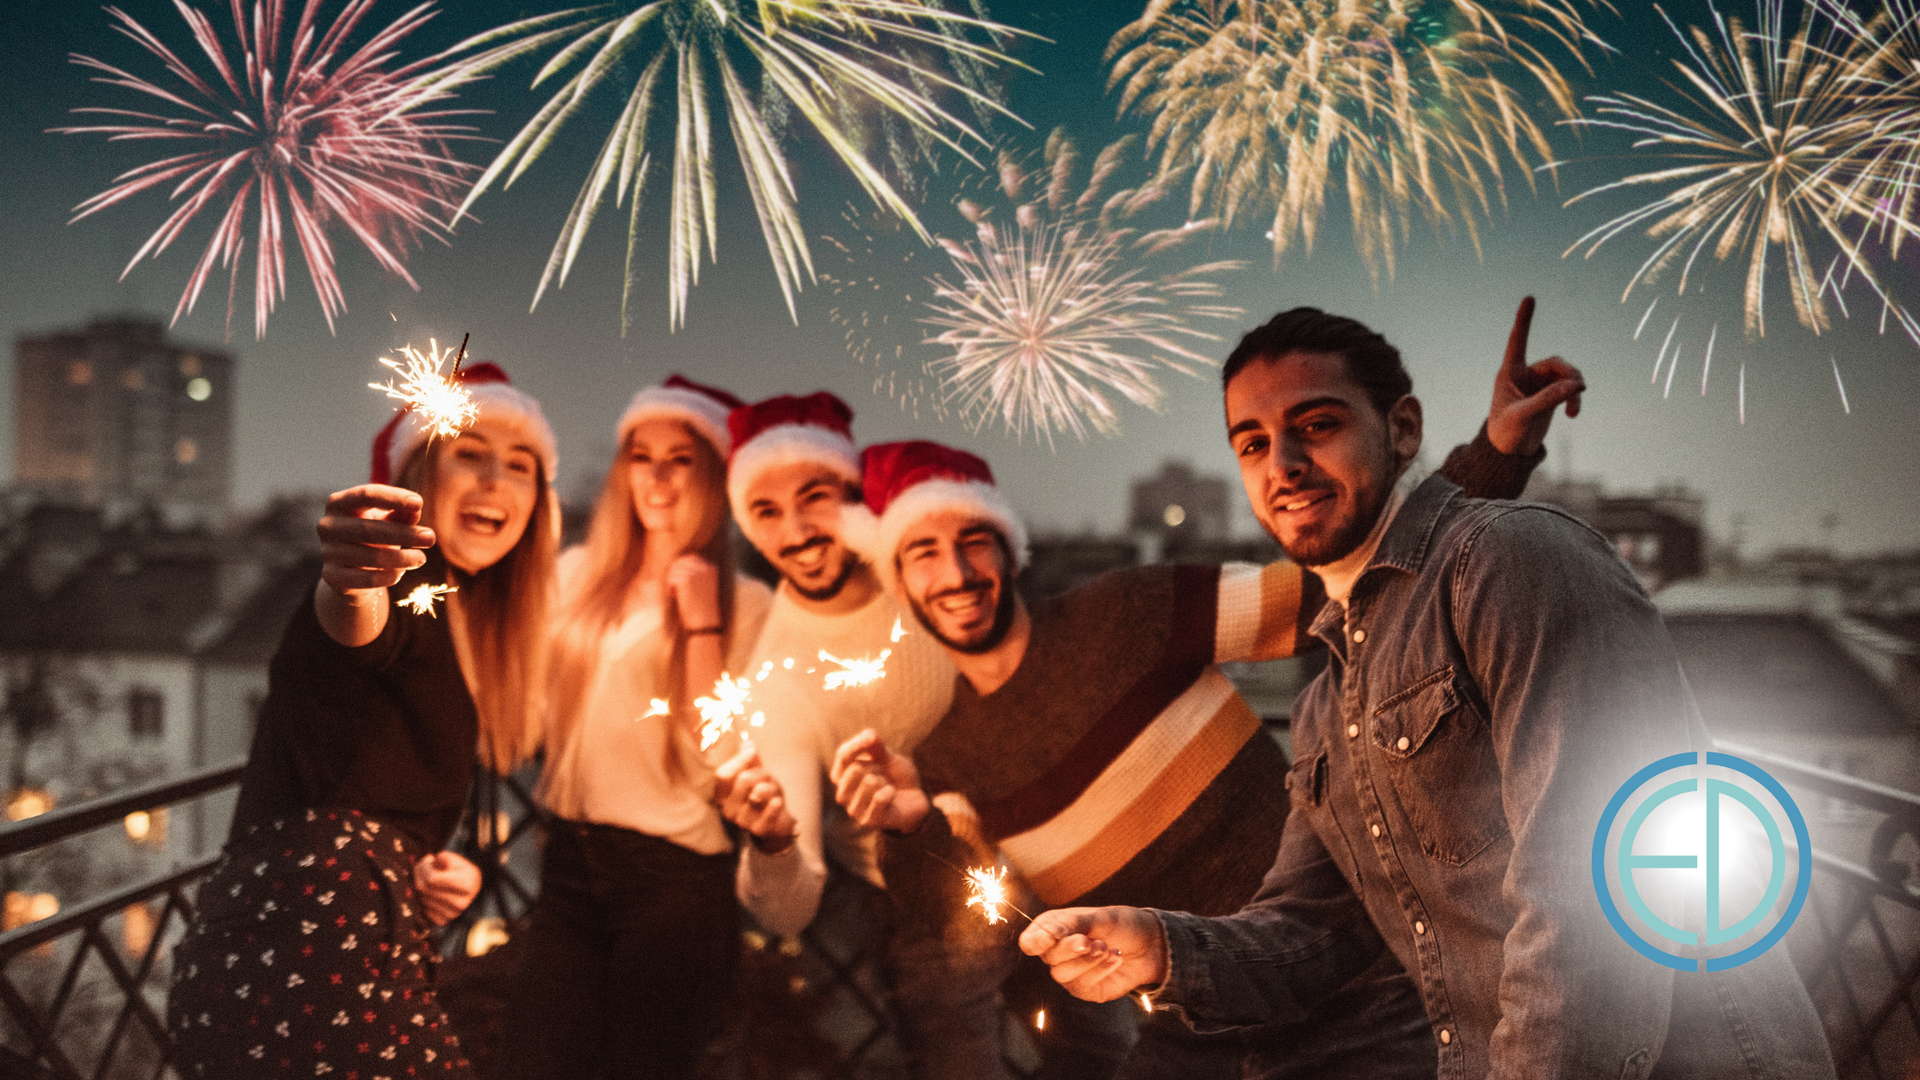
top-left (2, 0), bottom-right (1914, 555)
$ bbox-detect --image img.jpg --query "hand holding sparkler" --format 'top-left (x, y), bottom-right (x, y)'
top-left (714, 744), bottom-right (796, 855)
top-left (314, 485), bottom-right (438, 648)
top-left (412, 851), bottom-right (483, 927)
top-left (1019, 906), bottom-right (1168, 1005)
top-left (831, 729), bottom-right (930, 834)
top-left (1484, 298), bottom-right (1586, 458)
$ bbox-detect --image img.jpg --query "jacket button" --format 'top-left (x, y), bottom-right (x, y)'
top-left (1414, 921), bottom-right (1426, 935)
top-left (1439, 1029), bottom-right (1451, 1045)
top-left (1371, 824), bottom-right (1382, 837)
top-left (1397, 736), bottom-right (1411, 751)
top-left (1352, 628), bottom-right (1366, 643)
top-left (1347, 723), bottom-right (1360, 738)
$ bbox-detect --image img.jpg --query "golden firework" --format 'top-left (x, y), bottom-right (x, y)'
top-left (430, 1), bottom-right (1035, 332)
top-left (1565, 1), bottom-right (1919, 346)
top-left (1107, 0), bottom-right (1599, 283)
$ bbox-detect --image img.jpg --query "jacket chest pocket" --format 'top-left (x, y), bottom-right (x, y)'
top-left (1369, 665), bottom-right (1507, 865)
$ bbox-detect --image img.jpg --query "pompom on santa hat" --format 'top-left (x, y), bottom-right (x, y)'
top-left (726, 391), bottom-right (865, 522)
top-left (618, 374), bottom-right (745, 456)
top-left (370, 362), bottom-right (558, 486)
top-left (862, 440), bottom-right (1028, 579)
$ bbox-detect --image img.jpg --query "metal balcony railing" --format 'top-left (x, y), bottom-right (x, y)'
top-left (3, 745), bottom-right (1916, 1079)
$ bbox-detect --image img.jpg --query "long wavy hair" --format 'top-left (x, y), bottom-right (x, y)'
top-left (545, 422), bottom-right (736, 770)
top-left (396, 444), bottom-right (558, 774)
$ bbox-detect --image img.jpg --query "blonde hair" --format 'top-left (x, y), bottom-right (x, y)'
top-left (546, 423), bottom-right (736, 757)
top-left (397, 445), bottom-right (557, 774)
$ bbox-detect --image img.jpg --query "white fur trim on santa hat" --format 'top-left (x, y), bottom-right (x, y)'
top-left (618, 385), bottom-right (734, 456)
top-left (387, 382), bottom-right (559, 484)
top-left (727, 424), bottom-right (862, 523)
top-left (875, 478), bottom-right (1029, 584)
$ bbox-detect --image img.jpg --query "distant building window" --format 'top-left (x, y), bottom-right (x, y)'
top-left (128, 688), bottom-right (164, 739)
top-left (67, 361), bottom-right (94, 386)
top-left (179, 354), bottom-right (202, 377)
top-left (174, 438), bottom-right (198, 465)
top-left (186, 377), bottom-right (212, 401)
top-left (121, 367), bottom-right (145, 391)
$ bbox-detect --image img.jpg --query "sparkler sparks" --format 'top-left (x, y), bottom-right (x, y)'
top-left (695, 673), bottom-right (754, 751)
top-left (1107, 0), bottom-right (1601, 284)
top-left (917, 132), bottom-right (1245, 443)
top-left (432, 0), bottom-right (1034, 332)
top-left (964, 865), bottom-right (1013, 925)
top-left (892, 618), bottom-right (909, 643)
top-left (57, 0), bottom-right (478, 339)
top-left (1564, 0), bottom-right (1920, 351)
top-left (397, 582), bottom-right (455, 617)
top-left (370, 337), bottom-right (477, 440)
top-left (820, 649), bottom-right (892, 690)
top-left (643, 698), bottom-right (671, 719)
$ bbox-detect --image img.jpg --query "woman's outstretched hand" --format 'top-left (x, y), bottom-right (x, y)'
top-left (315, 485), bottom-right (437, 646)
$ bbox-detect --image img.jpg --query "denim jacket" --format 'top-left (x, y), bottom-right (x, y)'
top-left (1152, 475), bottom-right (1834, 1080)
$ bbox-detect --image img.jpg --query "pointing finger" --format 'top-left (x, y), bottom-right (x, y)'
top-left (1503, 296), bottom-right (1536, 378)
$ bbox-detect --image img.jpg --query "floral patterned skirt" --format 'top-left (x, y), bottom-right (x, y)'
top-left (167, 809), bottom-right (473, 1079)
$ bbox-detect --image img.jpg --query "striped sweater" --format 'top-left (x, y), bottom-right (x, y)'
top-left (892, 428), bottom-right (1542, 918)
top-left (908, 560), bottom-right (1313, 916)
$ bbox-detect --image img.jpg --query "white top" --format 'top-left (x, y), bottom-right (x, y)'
top-left (733, 582), bottom-right (957, 936)
top-left (1313, 471), bottom-right (1414, 610)
top-left (538, 547), bottom-right (773, 854)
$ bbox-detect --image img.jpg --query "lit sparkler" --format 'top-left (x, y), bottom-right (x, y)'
top-left (965, 865), bottom-right (1014, 925)
top-left (695, 673), bottom-right (754, 751)
top-left (892, 617), bottom-right (908, 643)
top-left (919, 133), bottom-right (1245, 443)
top-left (1107, 0), bottom-right (1602, 284)
top-left (1563, 0), bottom-right (1920, 352)
top-left (429, 1), bottom-right (1035, 332)
top-left (56, 0), bottom-right (478, 339)
top-left (820, 649), bottom-right (892, 690)
top-left (370, 337), bottom-right (477, 439)
top-left (398, 582), bottom-right (456, 617)
top-left (643, 698), bottom-right (671, 719)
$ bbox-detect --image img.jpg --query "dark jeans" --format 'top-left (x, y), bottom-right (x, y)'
top-left (499, 820), bottom-right (739, 1080)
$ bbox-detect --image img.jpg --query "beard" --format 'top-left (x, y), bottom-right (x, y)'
top-left (788, 548), bottom-right (862, 602)
top-left (909, 579), bottom-right (1017, 655)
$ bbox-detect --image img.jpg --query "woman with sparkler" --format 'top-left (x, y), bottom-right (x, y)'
top-left (498, 377), bottom-right (782, 1080)
top-left (167, 364), bottom-right (561, 1079)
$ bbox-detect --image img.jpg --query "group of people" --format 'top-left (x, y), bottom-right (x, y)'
top-left (166, 298), bottom-right (1836, 1080)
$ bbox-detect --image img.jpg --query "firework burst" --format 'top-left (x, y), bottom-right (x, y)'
top-left (1563, 0), bottom-right (1920, 348)
top-left (918, 132), bottom-right (1245, 443)
top-left (1106, 0), bottom-right (1601, 284)
top-left (432, 0), bottom-right (1034, 333)
top-left (1816, 0), bottom-right (1920, 264)
top-left (57, 0), bottom-right (478, 339)
top-left (822, 202), bottom-right (954, 421)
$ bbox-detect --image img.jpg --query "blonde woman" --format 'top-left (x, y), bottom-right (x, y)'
top-left (169, 364), bottom-right (559, 1079)
top-left (501, 376), bottom-right (779, 1080)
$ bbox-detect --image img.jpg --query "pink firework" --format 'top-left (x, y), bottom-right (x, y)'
top-left (56, 0), bottom-right (476, 338)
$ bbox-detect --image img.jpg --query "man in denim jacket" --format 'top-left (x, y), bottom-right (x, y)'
top-left (1020, 302), bottom-right (1834, 1079)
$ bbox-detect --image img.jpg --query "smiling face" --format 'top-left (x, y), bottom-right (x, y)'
top-left (626, 417), bottom-right (723, 555)
top-left (428, 414), bottom-right (542, 574)
top-left (896, 509), bottom-right (1017, 654)
top-left (739, 462), bottom-right (863, 600)
top-left (1225, 350), bottom-right (1422, 567)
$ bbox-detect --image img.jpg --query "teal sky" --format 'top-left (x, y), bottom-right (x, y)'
top-left (2, 0), bottom-right (1914, 556)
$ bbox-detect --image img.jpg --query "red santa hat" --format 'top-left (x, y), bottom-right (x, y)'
top-left (726, 392), bottom-right (865, 524)
top-left (617, 374), bottom-right (745, 457)
top-left (370, 362), bottom-right (558, 486)
top-left (862, 440), bottom-right (1028, 580)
